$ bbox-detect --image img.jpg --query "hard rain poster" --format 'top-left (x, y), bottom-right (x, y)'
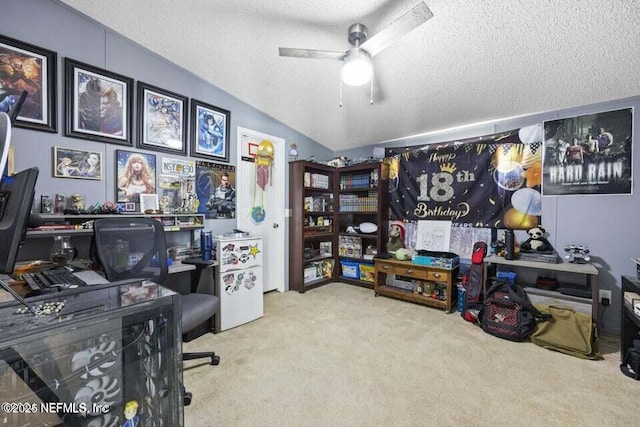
top-left (542, 108), bottom-right (633, 195)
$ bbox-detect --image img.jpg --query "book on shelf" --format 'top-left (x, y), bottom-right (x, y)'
top-left (518, 250), bottom-right (560, 264)
top-left (31, 224), bottom-right (76, 231)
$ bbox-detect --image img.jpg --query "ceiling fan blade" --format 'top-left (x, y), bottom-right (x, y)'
top-left (360, 2), bottom-right (434, 57)
top-left (279, 47), bottom-right (345, 61)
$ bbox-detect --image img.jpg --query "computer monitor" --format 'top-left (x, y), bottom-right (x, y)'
top-left (0, 113), bottom-right (11, 177)
top-left (0, 167), bottom-right (39, 275)
top-left (0, 91), bottom-right (27, 177)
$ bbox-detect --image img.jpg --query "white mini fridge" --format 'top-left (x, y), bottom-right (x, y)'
top-left (215, 235), bottom-right (264, 331)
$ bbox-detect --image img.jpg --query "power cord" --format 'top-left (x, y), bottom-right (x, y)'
top-left (598, 298), bottom-right (609, 332)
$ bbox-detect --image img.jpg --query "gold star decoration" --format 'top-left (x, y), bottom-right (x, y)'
top-left (249, 244), bottom-right (261, 258)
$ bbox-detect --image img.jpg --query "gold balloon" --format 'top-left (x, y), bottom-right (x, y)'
top-left (503, 208), bottom-right (538, 230)
top-left (494, 144), bottom-right (523, 166)
top-left (524, 162), bottom-right (542, 188)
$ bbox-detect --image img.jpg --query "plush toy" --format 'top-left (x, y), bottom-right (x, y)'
top-left (386, 220), bottom-right (405, 255)
top-left (520, 226), bottom-right (553, 253)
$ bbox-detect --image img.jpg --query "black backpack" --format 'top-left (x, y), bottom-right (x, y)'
top-left (480, 278), bottom-right (550, 342)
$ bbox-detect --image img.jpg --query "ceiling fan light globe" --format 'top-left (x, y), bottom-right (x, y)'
top-left (342, 49), bottom-right (373, 86)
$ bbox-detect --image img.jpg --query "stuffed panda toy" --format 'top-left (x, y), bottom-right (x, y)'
top-left (520, 226), bottom-right (554, 252)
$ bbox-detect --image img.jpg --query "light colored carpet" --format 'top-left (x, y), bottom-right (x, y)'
top-left (183, 283), bottom-right (635, 427)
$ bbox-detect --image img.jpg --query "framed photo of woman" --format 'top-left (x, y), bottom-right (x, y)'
top-left (52, 146), bottom-right (102, 180)
top-left (65, 58), bottom-right (133, 145)
top-left (0, 34), bottom-right (57, 132)
top-left (137, 82), bottom-right (188, 155)
top-left (190, 99), bottom-right (230, 162)
top-left (116, 150), bottom-right (156, 203)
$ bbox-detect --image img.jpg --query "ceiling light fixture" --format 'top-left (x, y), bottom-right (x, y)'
top-left (341, 48), bottom-right (373, 86)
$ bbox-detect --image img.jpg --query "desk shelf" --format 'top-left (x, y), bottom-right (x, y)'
top-left (484, 256), bottom-right (599, 319)
top-left (27, 214), bottom-right (205, 238)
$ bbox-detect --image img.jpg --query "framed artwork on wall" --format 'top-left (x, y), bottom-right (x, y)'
top-left (137, 81), bottom-right (188, 155)
top-left (64, 58), bottom-right (133, 145)
top-left (140, 193), bottom-right (159, 213)
top-left (52, 146), bottom-right (102, 180)
top-left (115, 149), bottom-right (157, 203)
top-left (190, 99), bottom-right (230, 162)
top-left (0, 34), bottom-right (57, 132)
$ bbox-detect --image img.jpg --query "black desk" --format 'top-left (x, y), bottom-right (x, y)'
top-left (181, 258), bottom-right (218, 294)
top-left (0, 280), bottom-right (184, 426)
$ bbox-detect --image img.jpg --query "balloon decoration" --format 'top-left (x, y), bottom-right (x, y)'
top-left (251, 140), bottom-right (275, 223)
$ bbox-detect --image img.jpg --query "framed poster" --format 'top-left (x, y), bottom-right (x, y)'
top-left (542, 108), bottom-right (633, 195)
top-left (137, 81), bottom-right (188, 155)
top-left (140, 193), bottom-right (159, 213)
top-left (52, 146), bottom-right (102, 180)
top-left (64, 58), bottom-right (133, 145)
top-left (195, 161), bottom-right (235, 219)
top-left (190, 99), bottom-right (230, 162)
top-left (116, 150), bottom-right (157, 203)
top-left (0, 34), bottom-right (57, 132)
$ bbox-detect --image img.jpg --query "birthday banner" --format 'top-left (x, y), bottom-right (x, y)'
top-left (386, 125), bottom-right (544, 229)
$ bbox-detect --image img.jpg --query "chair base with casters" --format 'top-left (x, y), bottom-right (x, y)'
top-left (180, 293), bottom-right (220, 406)
top-left (183, 351), bottom-right (219, 365)
top-left (181, 293), bottom-right (220, 364)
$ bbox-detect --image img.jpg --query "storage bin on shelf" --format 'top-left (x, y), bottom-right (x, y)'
top-left (340, 260), bottom-right (360, 279)
top-left (359, 263), bottom-right (375, 282)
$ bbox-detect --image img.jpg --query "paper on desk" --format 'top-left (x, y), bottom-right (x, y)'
top-left (73, 270), bottom-right (109, 285)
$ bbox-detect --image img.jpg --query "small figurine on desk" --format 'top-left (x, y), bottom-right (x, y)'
top-left (55, 194), bottom-right (66, 214)
top-left (289, 143), bottom-right (298, 161)
top-left (41, 195), bottom-right (52, 214)
top-left (386, 220), bottom-right (405, 255)
top-left (71, 194), bottom-right (85, 211)
top-left (122, 400), bottom-right (140, 427)
top-left (520, 226), bottom-right (553, 253)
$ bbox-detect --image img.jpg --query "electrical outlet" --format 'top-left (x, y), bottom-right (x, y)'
top-left (599, 289), bottom-right (612, 303)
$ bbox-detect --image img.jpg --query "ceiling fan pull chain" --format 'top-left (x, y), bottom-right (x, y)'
top-left (339, 71), bottom-right (343, 107)
top-left (370, 77), bottom-right (374, 105)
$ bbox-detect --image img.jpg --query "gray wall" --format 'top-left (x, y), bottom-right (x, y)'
top-left (2, 0), bottom-right (333, 215)
top-left (337, 97), bottom-right (640, 334)
top-left (2, 0), bottom-right (332, 282)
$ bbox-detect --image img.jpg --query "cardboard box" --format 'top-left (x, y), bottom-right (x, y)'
top-left (386, 274), bottom-right (414, 291)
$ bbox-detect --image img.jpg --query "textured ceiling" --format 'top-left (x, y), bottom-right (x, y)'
top-left (59, 0), bottom-right (640, 151)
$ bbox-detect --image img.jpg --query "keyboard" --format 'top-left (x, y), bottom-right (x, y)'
top-left (23, 269), bottom-right (88, 290)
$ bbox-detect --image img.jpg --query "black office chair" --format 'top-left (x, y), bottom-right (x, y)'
top-left (91, 217), bottom-right (220, 404)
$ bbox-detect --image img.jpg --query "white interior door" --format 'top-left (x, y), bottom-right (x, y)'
top-left (236, 127), bottom-right (285, 292)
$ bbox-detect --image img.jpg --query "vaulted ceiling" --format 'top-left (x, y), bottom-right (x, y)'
top-left (59, 0), bottom-right (640, 151)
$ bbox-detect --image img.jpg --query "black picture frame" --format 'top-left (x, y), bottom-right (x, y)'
top-left (190, 99), bottom-right (231, 162)
top-left (52, 146), bottom-right (103, 180)
top-left (0, 34), bottom-right (57, 133)
top-left (137, 81), bottom-right (188, 155)
top-left (64, 58), bottom-right (133, 145)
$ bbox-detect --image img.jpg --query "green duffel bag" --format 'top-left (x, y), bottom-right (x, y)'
top-left (530, 305), bottom-right (602, 360)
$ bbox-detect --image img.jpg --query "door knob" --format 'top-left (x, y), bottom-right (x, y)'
top-left (273, 223), bottom-right (279, 229)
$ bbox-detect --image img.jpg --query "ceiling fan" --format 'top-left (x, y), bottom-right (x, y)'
top-left (279, 2), bottom-right (434, 99)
